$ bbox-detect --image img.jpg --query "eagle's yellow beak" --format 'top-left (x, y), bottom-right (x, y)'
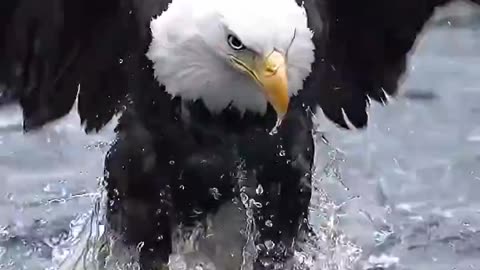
top-left (255, 50), bottom-right (289, 120)
top-left (230, 50), bottom-right (289, 124)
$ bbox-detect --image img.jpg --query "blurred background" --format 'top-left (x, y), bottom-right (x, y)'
top-left (0, 1), bottom-right (479, 269)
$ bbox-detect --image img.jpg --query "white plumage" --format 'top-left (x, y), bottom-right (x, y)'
top-left (147, 0), bottom-right (315, 115)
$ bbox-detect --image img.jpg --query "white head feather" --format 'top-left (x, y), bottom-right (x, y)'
top-left (146, 0), bottom-right (315, 115)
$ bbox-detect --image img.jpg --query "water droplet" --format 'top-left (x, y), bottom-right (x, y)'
top-left (43, 184), bottom-right (51, 192)
top-left (252, 199), bottom-right (262, 208)
top-left (265, 220), bottom-right (273, 227)
top-left (119, 58), bottom-right (124, 64)
top-left (169, 160), bottom-right (175, 165)
top-left (136, 241), bottom-right (145, 252)
top-left (256, 184), bottom-right (264, 195)
top-left (240, 193), bottom-right (249, 205)
top-left (264, 240), bottom-right (275, 250)
top-left (209, 187), bottom-right (221, 200)
top-left (0, 246), bottom-right (6, 258)
top-left (269, 118), bottom-right (283, 135)
top-left (374, 229), bottom-right (393, 245)
top-left (0, 226), bottom-right (9, 241)
top-left (6, 193), bottom-right (13, 201)
top-left (279, 150), bottom-right (286, 157)
top-left (193, 208), bottom-right (204, 215)
top-left (179, 185), bottom-right (185, 190)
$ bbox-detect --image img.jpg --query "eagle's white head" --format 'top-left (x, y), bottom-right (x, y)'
top-left (146, 0), bottom-right (315, 122)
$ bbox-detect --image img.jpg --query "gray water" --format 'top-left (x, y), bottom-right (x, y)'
top-left (314, 19), bottom-right (480, 270)
top-left (0, 8), bottom-right (480, 270)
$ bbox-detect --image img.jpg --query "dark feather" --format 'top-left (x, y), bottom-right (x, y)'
top-left (2, 0), bottom-right (477, 132)
top-left (300, 0), bottom-right (459, 129)
top-left (0, 0), bottom-right (149, 132)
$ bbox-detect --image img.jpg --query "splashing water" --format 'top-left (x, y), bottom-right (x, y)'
top-left (290, 131), bottom-right (362, 270)
top-left (51, 182), bottom-right (110, 270)
top-left (269, 118), bottom-right (283, 136)
top-left (41, 131), bottom-right (362, 270)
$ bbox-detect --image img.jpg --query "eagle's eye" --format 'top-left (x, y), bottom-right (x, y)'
top-left (227, 35), bottom-right (245, 50)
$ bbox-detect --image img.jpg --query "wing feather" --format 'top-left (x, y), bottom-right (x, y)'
top-left (301, 0), bottom-right (458, 129)
top-left (3, 0), bottom-right (471, 131)
top-left (0, 0), bottom-right (172, 132)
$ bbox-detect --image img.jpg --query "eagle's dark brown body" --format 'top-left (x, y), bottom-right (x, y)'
top-left (1, 0), bottom-right (479, 268)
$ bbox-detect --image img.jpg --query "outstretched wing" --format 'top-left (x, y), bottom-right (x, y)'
top-left (0, 0), bottom-right (171, 133)
top-left (301, 0), bottom-right (459, 129)
top-left (3, 0), bottom-right (472, 132)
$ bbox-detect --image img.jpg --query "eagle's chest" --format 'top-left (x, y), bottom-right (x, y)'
top-left (176, 99), bottom-right (278, 142)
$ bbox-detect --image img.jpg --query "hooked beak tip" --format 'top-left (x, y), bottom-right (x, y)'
top-left (258, 50), bottom-right (289, 120)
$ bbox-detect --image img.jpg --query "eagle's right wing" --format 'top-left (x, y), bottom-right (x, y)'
top-left (0, 0), bottom-right (171, 133)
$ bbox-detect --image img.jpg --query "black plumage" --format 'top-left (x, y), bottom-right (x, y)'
top-left (1, 0), bottom-right (478, 269)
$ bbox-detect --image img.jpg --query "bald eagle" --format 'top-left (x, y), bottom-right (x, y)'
top-left (1, 0), bottom-right (478, 268)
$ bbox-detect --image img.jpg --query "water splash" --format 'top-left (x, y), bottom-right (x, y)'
top-left (269, 118), bottom-right (283, 136)
top-left (291, 132), bottom-right (362, 270)
top-left (51, 182), bottom-right (108, 270)
top-left (40, 133), bottom-right (361, 270)
top-left (236, 160), bottom-right (257, 270)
